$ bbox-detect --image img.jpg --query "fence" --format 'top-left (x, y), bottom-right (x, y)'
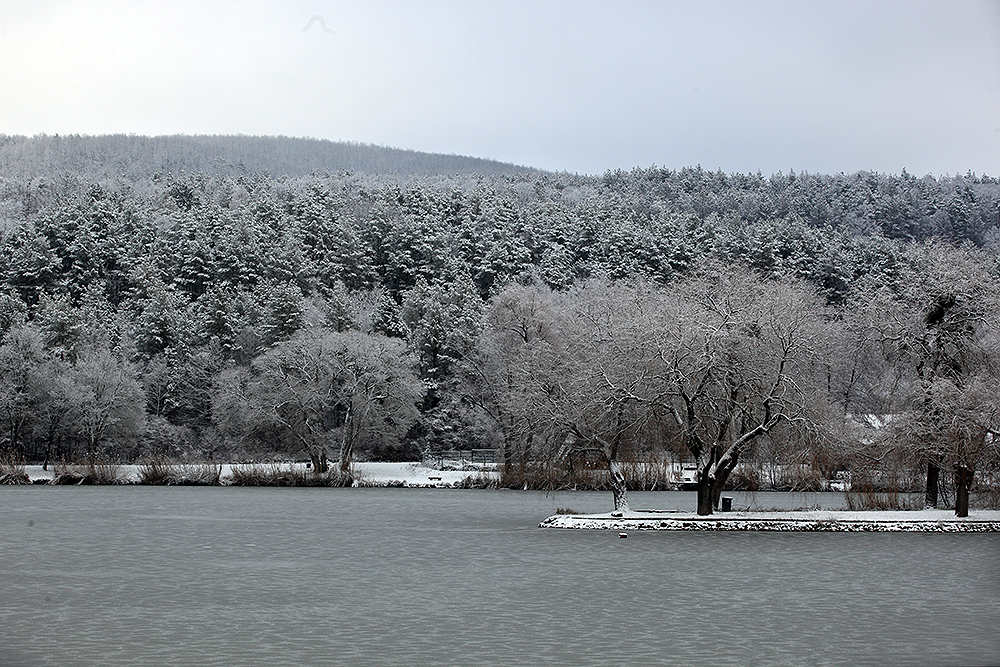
top-left (429, 449), bottom-right (498, 467)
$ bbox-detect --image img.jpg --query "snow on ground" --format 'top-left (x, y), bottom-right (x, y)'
top-left (16, 464), bottom-right (1000, 530)
top-left (540, 508), bottom-right (1000, 532)
top-left (22, 461), bottom-right (495, 487)
top-left (353, 462), bottom-right (493, 486)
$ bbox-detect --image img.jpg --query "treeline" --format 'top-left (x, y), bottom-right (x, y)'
top-left (1, 149), bottom-right (999, 514)
top-left (0, 134), bottom-right (537, 181)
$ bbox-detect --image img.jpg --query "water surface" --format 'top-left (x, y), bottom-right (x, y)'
top-left (2, 488), bottom-right (997, 666)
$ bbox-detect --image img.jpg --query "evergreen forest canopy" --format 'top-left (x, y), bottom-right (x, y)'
top-left (0, 134), bottom-right (537, 181)
top-left (1, 133), bottom-right (999, 514)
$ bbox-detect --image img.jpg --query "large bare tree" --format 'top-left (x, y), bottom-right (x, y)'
top-left (470, 271), bottom-right (836, 514)
top-left (547, 280), bottom-right (660, 512)
top-left (60, 345), bottom-right (146, 459)
top-left (225, 328), bottom-right (421, 480)
top-left (464, 282), bottom-right (566, 487)
top-left (861, 244), bottom-right (1000, 515)
top-left (644, 268), bottom-right (835, 515)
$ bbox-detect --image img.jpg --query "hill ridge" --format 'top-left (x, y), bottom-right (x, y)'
top-left (0, 133), bottom-right (539, 179)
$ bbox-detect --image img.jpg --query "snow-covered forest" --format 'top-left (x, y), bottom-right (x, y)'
top-left (1, 135), bottom-right (998, 513)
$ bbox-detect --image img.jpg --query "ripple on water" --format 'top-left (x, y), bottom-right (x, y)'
top-left (1, 487), bottom-right (997, 667)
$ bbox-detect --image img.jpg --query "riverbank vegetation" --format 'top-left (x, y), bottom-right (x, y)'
top-left (1, 135), bottom-right (999, 514)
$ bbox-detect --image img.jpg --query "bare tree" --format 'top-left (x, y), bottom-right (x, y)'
top-left (644, 268), bottom-right (836, 515)
top-left (540, 280), bottom-right (658, 511)
top-left (242, 328), bottom-right (422, 480)
top-left (470, 271), bottom-right (837, 514)
top-left (0, 325), bottom-right (48, 457)
top-left (860, 243), bottom-right (1000, 515)
top-left (60, 345), bottom-right (145, 459)
top-left (465, 279), bottom-right (646, 507)
top-left (464, 282), bottom-right (565, 486)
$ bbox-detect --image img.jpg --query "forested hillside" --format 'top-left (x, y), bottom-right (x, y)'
top-left (0, 134), bottom-right (536, 181)
top-left (1, 136), bottom-right (998, 513)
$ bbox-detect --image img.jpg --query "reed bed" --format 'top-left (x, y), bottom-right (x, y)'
top-left (137, 457), bottom-right (222, 485)
top-left (50, 459), bottom-right (127, 485)
top-left (0, 450), bottom-right (30, 484)
top-left (226, 462), bottom-right (352, 487)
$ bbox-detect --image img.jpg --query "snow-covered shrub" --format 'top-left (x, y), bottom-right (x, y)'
top-left (226, 462), bottom-right (351, 487)
top-left (50, 459), bottom-right (126, 485)
top-left (138, 457), bottom-right (221, 485)
top-left (0, 450), bottom-right (29, 484)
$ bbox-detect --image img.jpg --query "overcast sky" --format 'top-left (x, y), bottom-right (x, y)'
top-left (1, 0), bottom-right (998, 176)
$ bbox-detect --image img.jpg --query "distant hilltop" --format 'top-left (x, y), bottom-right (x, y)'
top-left (0, 133), bottom-right (539, 180)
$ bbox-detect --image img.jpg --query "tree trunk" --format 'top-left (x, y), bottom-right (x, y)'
top-left (924, 459), bottom-right (940, 508)
top-left (954, 464), bottom-right (973, 517)
top-left (696, 473), bottom-right (715, 515)
top-left (338, 403), bottom-right (355, 484)
top-left (310, 450), bottom-right (328, 474)
top-left (609, 460), bottom-right (629, 512)
top-left (697, 457), bottom-right (740, 515)
top-left (338, 446), bottom-right (353, 480)
top-left (502, 442), bottom-right (514, 483)
top-left (338, 434), bottom-right (354, 484)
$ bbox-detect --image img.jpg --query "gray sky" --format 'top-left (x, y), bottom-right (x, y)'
top-left (1, 0), bottom-right (998, 176)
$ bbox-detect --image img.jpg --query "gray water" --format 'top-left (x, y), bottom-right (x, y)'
top-left (1, 487), bottom-right (997, 667)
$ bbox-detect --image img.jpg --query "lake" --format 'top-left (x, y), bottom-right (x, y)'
top-left (1, 487), bottom-right (997, 667)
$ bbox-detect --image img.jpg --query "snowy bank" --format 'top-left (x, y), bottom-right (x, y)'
top-left (540, 509), bottom-right (1000, 532)
top-left (350, 462), bottom-right (494, 487)
top-left (21, 462), bottom-right (496, 487)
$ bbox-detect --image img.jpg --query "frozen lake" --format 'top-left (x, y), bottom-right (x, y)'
top-left (2, 487), bottom-right (998, 666)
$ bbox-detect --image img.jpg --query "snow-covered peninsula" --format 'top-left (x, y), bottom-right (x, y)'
top-left (540, 509), bottom-right (1000, 532)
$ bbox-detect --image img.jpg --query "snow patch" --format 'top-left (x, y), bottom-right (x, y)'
top-left (540, 509), bottom-right (1000, 532)
top-left (22, 462), bottom-right (496, 487)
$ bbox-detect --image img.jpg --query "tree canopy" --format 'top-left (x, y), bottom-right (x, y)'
top-left (2, 135), bottom-right (998, 513)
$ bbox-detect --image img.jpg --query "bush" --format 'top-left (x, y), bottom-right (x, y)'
top-left (771, 465), bottom-right (826, 492)
top-left (0, 450), bottom-right (29, 485)
top-left (496, 454), bottom-right (680, 492)
top-left (50, 459), bottom-right (127, 485)
top-left (844, 487), bottom-right (922, 511)
top-left (454, 472), bottom-right (497, 489)
top-left (138, 457), bottom-right (222, 485)
top-left (226, 462), bottom-right (352, 487)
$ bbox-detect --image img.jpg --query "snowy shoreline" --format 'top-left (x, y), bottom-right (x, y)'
top-left (19, 462), bottom-right (493, 488)
top-left (14, 464), bottom-right (1000, 531)
top-left (539, 509), bottom-right (1000, 532)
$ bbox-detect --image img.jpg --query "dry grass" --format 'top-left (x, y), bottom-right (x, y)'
top-left (453, 471), bottom-right (498, 489)
top-left (971, 488), bottom-right (1000, 510)
top-left (842, 462), bottom-right (925, 510)
top-left (844, 487), bottom-right (922, 511)
top-left (51, 458), bottom-right (126, 485)
top-left (725, 463), bottom-right (828, 492)
top-left (0, 450), bottom-right (30, 485)
top-left (497, 454), bottom-right (684, 491)
top-left (138, 457), bottom-right (222, 485)
top-left (226, 462), bottom-right (352, 487)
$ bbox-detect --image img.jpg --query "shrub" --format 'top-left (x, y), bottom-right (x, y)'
top-left (454, 472), bottom-right (497, 489)
top-left (226, 462), bottom-right (351, 487)
top-left (844, 487), bottom-right (921, 511)
top-left (138, 457), bottom-right (222, 485)
top-left (51, 459), bottom-right (126, 485)
top-left (496, 457), bottom-right (679, 492)
top-left (0, 450), bottom-right (29, 485)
